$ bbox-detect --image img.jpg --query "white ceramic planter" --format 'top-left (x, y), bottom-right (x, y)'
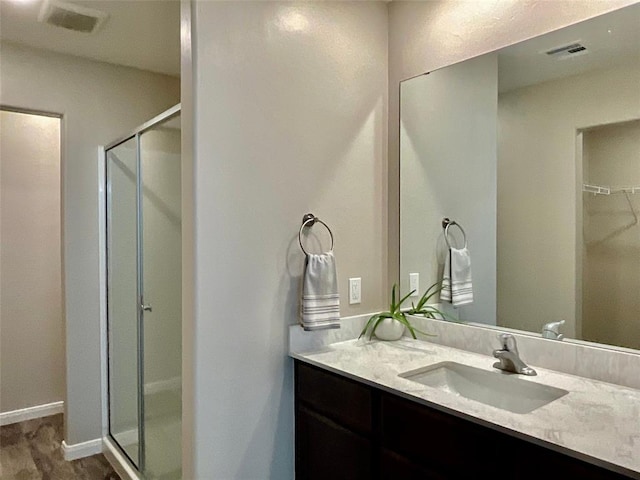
top-left (374, 319), bottom-right (405, 341)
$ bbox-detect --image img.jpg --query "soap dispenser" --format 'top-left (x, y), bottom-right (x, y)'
top-left (541, 320), bottom-right (565, 340)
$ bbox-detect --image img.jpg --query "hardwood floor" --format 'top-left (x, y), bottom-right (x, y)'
top-left (0, 414), bottom-right (120, 480)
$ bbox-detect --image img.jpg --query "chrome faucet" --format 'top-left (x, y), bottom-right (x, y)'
top-left (542, 320), bottom-right (565, 340)
top-left (493, 333), bottom-right (537, 376)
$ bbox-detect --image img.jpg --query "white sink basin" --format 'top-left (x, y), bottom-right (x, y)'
top-left (399, 361), bottom-right (568, 414)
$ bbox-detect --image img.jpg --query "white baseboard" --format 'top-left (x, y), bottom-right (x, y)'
top-left (144, 376), bottom-right (181, 396)
top-left (0, 401), bottom-right (64, 426)
top-left (61, 438), bottom-right (103, 461)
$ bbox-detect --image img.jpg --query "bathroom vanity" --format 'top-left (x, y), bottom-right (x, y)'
top-left (291, 338), bottom-right (640, 480)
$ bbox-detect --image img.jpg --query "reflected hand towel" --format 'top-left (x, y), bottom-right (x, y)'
top-left (300, 252), bottom-right (340, 331)
top-left (441, 247), bottom-right (473, 306)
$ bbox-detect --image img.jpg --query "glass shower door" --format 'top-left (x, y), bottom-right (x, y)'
top-left (106, 137), bottom-right (141, 467)
top-left (140, 114), bottom-right (182, 480)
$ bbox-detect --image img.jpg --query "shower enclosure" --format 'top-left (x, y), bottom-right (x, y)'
top-left (105, 104), bottom-right (182, 479)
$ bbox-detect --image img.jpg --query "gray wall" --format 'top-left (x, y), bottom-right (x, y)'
top-left (400, 54), bottom-right (497, 324)
top-left (0, 41), bottom-right (180, 444)
top-left (1, 111), bottom-right (64, 414)
top-left (192, 2), bottom-right (388, 477)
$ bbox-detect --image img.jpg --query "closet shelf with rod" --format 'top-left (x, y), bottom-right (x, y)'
top-left (583, 184), bottom-right (640, 195)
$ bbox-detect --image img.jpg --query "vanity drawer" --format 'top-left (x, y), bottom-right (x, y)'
top-left (295, 362), bottom-right (372, 435)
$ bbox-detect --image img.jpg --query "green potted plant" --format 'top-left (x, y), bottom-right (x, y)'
top-left (359, 281), bottom-right (447, 341)
top-left (407, 280), bottom-right (450, 320)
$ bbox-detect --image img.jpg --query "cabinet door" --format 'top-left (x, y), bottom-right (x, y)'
top-left (296, 405), bottom-right (371, 480)
top-left (296, 362), bottom-right (372, 435)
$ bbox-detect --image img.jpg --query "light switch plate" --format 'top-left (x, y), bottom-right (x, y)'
top-left (349, 277), bottom-right (361, 305)
top-left (409, 273), bottom-right (419, 297)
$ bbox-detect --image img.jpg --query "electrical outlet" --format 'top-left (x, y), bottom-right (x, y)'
top-left (409, 273), bottom-right (419, 297)
top-left (349, 277), bottom-right (361, 305)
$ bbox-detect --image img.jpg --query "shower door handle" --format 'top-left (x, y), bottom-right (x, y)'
top-left (141, 303), bottom-right (153, 313)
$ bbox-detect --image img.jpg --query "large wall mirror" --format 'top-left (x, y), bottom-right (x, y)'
top-left (399, 3), bottom-right (640, 352)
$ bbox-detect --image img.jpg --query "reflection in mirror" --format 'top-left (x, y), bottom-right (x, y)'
top-left (399, 4), bottom-right (640, 352)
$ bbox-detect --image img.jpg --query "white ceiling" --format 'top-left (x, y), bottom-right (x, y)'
top-left (3, 1), bottom-right (636, 87)
top-left (0, 0), bottom-right (180, 77)
top-left (499, 3), bottom-right (640, 92)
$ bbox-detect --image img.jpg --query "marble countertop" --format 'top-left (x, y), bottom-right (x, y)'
top-left (290, 338), bottom-right (640, 477)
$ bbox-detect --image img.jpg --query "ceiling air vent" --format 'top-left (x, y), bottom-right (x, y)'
top-left (38, 0), bottom-right (108, 34)
top-left (544, 42), bottom-right (588, 60)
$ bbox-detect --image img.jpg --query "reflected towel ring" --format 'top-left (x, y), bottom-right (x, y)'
top-left (442, 218), bottom-right (467, 249)
top-left (299, 213), bottom-right (334, 255)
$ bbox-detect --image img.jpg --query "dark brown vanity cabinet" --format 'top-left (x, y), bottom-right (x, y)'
top-left (294, 360), bottom-right (634, 480)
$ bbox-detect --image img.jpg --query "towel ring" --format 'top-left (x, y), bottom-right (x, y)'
top-left (442, 218), bottom-right (467, 249)
top-left (299, 213), bottom-right (334, 255)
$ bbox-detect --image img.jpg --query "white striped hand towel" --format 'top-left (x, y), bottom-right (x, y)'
top-left (300, 252), bottom-right (340, 331)
top-left (440, 247), bottom-right (473, 306)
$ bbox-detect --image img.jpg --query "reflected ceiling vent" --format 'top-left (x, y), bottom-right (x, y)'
top-left (544, 42), bottom-right (588, 60)
top-left (38, 0), bottom-right (109, 34)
